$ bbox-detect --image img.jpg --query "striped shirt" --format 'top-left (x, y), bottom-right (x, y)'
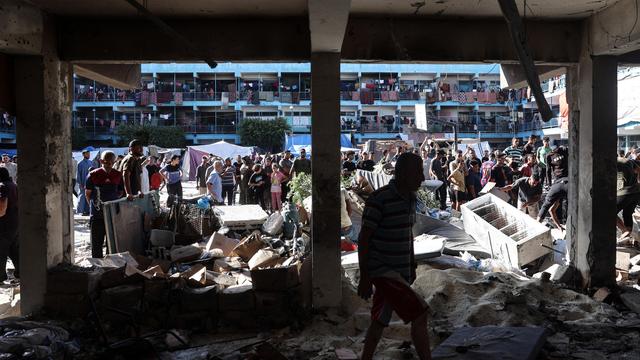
top-left (504, 146), bottom-right (524, 166)
top-left (362, 180), bottom-right (416, 281)
top-left (221, 165), bottom-right (236, 186)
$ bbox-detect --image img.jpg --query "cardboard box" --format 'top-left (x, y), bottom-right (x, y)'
top-left (232, 231), bottom-right (266, 261)
top-left (250, 262), bottom-right (301, 291)
top-left (248, 249), bottom-right (281, 270)
top-left (206, 232), bottom-right (240, 255)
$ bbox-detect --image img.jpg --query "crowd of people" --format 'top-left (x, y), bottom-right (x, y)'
top-left (193, 147), bottom-right (312, 212)
top-left (423, 135), bottom-right (571, 230)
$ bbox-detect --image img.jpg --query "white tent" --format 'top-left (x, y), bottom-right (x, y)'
top-left (183, 141), bottom-right (253, 180)
top-left (618, 69), bottom-right (640, 127)
top-left (289, 145), bottom-right (360, 155)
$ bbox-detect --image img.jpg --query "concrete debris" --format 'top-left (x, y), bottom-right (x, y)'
top-left (0, 319), bottom-right (76, 359)
top-left (532, 264), bottom-right (576, 284)
top-left (620, 290), bottom-right (640, 315)
top-left (631, 254), bottom-right (640, 267)
top-left (262, 212), bottom-right (284, 236)
top-left (170, 245), bottom-right (204, 263)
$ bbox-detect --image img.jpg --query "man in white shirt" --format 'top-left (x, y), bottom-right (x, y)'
top-left (206, 160), bottom-right (224, 204)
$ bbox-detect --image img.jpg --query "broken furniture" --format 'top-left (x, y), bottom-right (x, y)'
top-left (461, 194), bottom-right (553, 268)
top-left (103, 191), bottom-right (161, 255)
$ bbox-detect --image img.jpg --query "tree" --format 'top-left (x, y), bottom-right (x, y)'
top-left (238, 117), bottom-right (291, 152)
top-left (115, 125), bottom-right (185, 148)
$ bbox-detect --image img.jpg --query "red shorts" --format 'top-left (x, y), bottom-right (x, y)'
top-left (371, 277), bottom-right (428, 326)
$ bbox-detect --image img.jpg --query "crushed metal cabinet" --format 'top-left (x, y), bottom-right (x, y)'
top-left (461, 193), bottom-right (552, 268)
top-left (215, 205), bottom-right (269, 230)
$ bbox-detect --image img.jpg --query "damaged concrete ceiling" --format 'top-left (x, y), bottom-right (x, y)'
top-left (28, 0), bottom-right (622, 19)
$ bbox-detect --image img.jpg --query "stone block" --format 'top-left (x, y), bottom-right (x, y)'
top-left (47, 269), bottom-right (102, 295)
top-left (254, 291), bottom-right (287, 315)
top-left (44, 293), bottom-right (91, 318)
top-left (218, 285), bottom-right (255, 311)
top-left (178, 285), bottom-right (218, 313)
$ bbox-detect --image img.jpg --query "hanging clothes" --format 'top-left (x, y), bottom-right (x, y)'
top-left (380, 91), bottom-right (390, 102)
top-left (388, 91), bottom-right (398, 101)
top-left (351, 91), bottom-right (360, 101)
top-left (221, 92), bottom-right (229, 106)
top-left (228, 84), bottom-right (237, 102)
top-left (360, 90), bottom-right (374, 105)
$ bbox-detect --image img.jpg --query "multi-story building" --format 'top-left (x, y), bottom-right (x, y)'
top-left (2, 63), bottom-right (572, 147)
top-left (68, 63), bottom-right (535, 147)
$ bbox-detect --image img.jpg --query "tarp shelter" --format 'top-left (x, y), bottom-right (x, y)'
top-left (457, 141), bottom-right (492, 157)
top-left (284, 133), bottom-right (353, 151)
top-left (289, 145), bottom-right (360, 156)
top-left (183, 141), bottom-right (253, 180)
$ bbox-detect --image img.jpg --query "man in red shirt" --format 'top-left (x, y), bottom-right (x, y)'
top-left (85, 151), bottom-right (124, 258)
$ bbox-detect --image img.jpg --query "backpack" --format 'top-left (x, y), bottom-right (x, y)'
top-left (480, 161), bottom-right (494, 187)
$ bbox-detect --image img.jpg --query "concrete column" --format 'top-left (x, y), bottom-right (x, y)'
top-left (568, 49), bottom-right (618, 288)
top-left (14, 17), bottom-right (73, 314)
top-left (311, 52), bottom-right (342, 307)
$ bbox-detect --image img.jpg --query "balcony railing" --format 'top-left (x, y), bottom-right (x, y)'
top-left (73, 88), bottom-right (519, 107)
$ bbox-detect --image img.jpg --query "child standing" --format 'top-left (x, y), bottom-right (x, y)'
top-left (270, 163), bottom-right (288, 211)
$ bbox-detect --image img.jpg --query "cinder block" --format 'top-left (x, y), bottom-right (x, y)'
top-left (47, 269), bottom-right (102, 295)
top-left (218, 285), bottom-right (255, 311)
top-left (179, 285), bottom-right (218, 312)
top-left (44, 293), bottom-right (91, 318)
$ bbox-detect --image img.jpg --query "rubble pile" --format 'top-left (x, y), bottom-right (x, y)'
top-left (0, 319), bottom-right (79, 359)
top-left (45, 209), bottom-right (312, 344)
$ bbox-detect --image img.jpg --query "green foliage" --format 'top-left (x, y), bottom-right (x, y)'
top-left (115, 125), bottom-right (185, 148)
top-left (71, 127), bottom-right (87, 150)
top-left (288, 172), bottom-right (312, 205)
top-left (148, 126), bottom-right (186, 148)
top-left (417, 188), bottom-right (440, 209)
top-left (341, 174), bottom-right (355, 190)
top-left (238, 117), bottom-right (291, 152)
